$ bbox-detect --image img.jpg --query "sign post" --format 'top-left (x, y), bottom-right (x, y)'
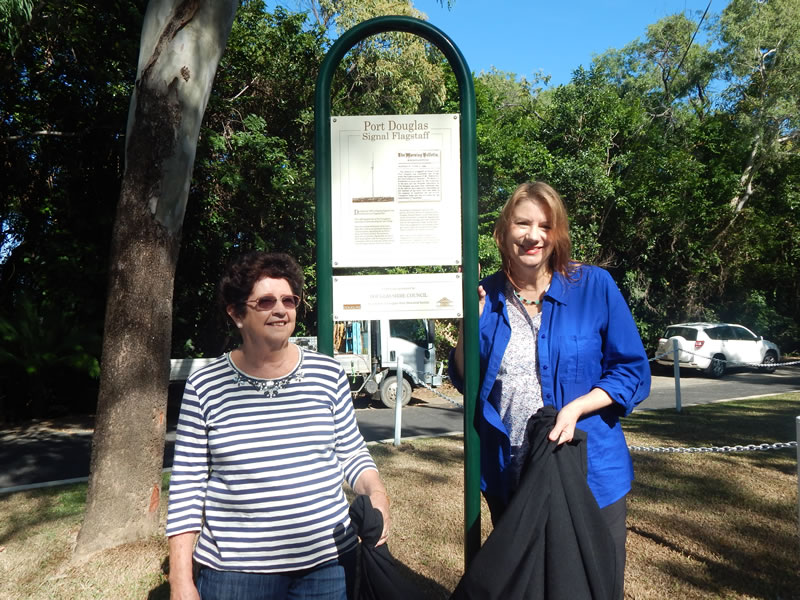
top-left (315, 16), bottom-right (480, 566)
top-left (394, 355), bottom-right (404, 446)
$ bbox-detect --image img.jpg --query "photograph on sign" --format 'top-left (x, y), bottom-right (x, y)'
top-left (331, 114), bottom-right (462, 267)
top-left (332, 273), bottom-right (463, 320)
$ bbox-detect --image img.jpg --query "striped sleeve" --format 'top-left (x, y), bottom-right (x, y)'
top-left (166, 380), bottom-right (209, 536)
top-left (331, 366), bottom-right (377, 488)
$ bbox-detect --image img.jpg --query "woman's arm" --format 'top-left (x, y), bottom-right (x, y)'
top-left (593, 270), bottom-right (652, 413)
top-left (548, 387), bottom-right (614, 445)
top-left (168, 532), bottom-right (200, 600)
top-left (353, 469), bottom-right (391, 546)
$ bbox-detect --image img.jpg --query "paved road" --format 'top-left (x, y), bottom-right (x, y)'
top-left (0, 396), bottom-right (466, 490)
top-left (2, 365), bottom-right (798, 490)
top-left (640, 364), bottom-right (800, 411)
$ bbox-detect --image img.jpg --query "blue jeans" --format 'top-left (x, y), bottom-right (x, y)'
top-left (195, 552), bottom-right (355, 600)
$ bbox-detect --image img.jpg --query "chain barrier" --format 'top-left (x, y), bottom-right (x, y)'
top-left (407, 370), bottom-right (799, 456)
top-left (650, 347), bottom-right (800, 369)
top-left (630, 441), bottom-right (797, 453)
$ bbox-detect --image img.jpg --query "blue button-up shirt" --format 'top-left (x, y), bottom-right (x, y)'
top-left (450, 265), bottom-right (651, 508)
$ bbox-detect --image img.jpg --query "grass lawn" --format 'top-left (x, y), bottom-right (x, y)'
top-left (1, 395), bottom-right (798, 599)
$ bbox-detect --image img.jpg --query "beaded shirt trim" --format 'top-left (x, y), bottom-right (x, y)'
top-left (226, 349), bottom-right (305, 398)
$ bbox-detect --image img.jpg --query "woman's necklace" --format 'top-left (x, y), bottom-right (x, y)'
top-left (513, 281), bottom-right (551, 306)
top-left (513, 289), bottom-right (542, 306)
top-left (228, 351), bottom-right (304, 399)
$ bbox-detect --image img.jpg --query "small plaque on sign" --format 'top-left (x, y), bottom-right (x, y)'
top-left (333, 273), bottom-right (463, 320)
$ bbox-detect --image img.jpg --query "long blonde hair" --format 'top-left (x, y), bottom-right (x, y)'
top-left (493, 181), bottom-right (574, 279)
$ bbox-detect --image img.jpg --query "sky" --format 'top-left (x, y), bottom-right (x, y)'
top-left (410, 0), bottom-right (723, 87)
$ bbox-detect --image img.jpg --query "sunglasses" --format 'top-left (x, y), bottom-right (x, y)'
top-left (242, 294), bottom-right (301, 312)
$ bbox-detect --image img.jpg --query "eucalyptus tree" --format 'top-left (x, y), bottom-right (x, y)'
top-left (74, 0), bottom-right (238, 558)
top-left (593, 12), bottom-right (717, 121)
top-left (716, 0), bottom-right (800, 216)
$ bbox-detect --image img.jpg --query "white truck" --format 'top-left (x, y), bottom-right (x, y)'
top-left (328, 318), bottom-right (442, 408)
top-left (169, 318), bottom-right (442, 408)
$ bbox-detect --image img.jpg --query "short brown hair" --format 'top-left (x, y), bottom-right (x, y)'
top-left (219, 252), bottom-right (304, 319)
top-left (493, 181), bottom-right (574, 278)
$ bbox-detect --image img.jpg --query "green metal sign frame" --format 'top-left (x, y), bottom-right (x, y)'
top-left (314, 15), bottom-right (481, 566)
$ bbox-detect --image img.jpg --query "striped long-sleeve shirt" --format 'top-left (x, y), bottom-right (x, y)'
top-left (165, 349), bottom-right (377, 573)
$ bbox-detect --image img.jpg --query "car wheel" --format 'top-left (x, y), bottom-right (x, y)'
top-left (759, 351), bottom-right (777, 374)
top-left (379, 375), bottom-right (412, 409)
top-left (706, 354), bottom-right (726, 378)
top-left (651, 362), bottom-right (669, 375)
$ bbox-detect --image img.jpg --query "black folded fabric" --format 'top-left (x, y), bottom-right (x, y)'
top-left (451, 405), bottom-right (619, 600)
top-left (349, 494), bottom-right (423, 600)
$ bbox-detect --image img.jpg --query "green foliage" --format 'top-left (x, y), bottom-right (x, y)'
top-left (471, 70), bottom-right (551, 229)
top-left (0, 0), bottom-right (34, 53)
top-left (0, 0), bottom-right (143, 419)
top-left (0, 294), bottom-right (101, 420)
top-left (715, 0), bottom-right (800, 213)
top-left (173, 1), bottom-right (452, 356)
top-left (173, 4), bottom-right (325, 354)
top-left (311, 0), bottom-right (448, 115)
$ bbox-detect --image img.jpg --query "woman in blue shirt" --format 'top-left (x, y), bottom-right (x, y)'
top-left (450, 182), bottom-right (650, 593)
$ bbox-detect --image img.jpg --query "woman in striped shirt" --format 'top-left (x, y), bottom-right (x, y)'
top-left (167, 252), bottom-right (390, 600)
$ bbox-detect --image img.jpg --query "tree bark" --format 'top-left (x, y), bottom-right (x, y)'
top-left (729, 133), bottom-right (761, 214)
top-left (74, 0), bottom-right (237, 559)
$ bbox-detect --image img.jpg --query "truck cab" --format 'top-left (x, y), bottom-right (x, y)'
top-left (335, 319), bottom-right (441, 408)
top-left (170, 319), bottom-right (442, 410)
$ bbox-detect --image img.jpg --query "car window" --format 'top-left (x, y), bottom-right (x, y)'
top-left (664, 327), bottom-right (697, 341)
top-left (705, 326), bottom-right (732, 341)
top-left (731, 326), bottom-right (757, 341)
top-left (721, 326), bottom-right (738, 340)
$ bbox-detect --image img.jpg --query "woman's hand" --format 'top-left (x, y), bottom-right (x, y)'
top-left (169, 579), bottom-right (200, 600)
top-left (548, 401), bottom-right (583, 445)
top-left (548, 388), bottom-right (615, 445)
top-left (369, 490), bottom-right (391, 546)
top-left (476, 285), bottom-right (487, 319)
top-left (354, 470), bottom-right (392, 546)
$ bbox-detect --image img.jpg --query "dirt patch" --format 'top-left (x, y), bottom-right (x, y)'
top-left (352, 381), bottom-right (462, 410)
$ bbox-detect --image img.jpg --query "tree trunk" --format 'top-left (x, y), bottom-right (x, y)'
top-left (729, 133), bottom-right (761, 214)
top-left (74, 0), bottom-right (237, 559)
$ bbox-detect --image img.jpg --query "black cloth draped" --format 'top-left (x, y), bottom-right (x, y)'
top-left (349, 494), bottom-right (423, 600)
top-left (451, 406), bottom-right (619, 600)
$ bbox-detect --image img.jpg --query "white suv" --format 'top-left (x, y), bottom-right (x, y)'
top-left (656, 322), bottom-right (780, 378)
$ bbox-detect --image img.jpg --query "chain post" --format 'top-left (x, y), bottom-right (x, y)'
top-left (672, 338), bottom-right (682, 412)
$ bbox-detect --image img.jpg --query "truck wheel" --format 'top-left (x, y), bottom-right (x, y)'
top-left (379, 375), bottom-right (412, 409)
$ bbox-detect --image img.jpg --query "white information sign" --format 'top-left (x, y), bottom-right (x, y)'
top-left (331, 114), bottom-right (462, 267)
top-left (333, 273), bottom-right (463, 320)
